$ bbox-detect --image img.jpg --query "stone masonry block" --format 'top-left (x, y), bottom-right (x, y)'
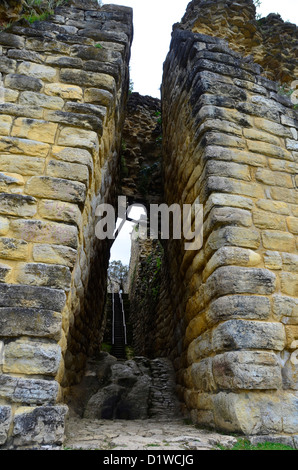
top-left (0, 284), bottom-right (66, 311)
top-left (0, 406), bottom-right (12, 445)
top-left (205, 266), bottom-right (276, 301)
top-left (12, 405), bottom-right (68, 447)
top-left (212, 320), bottom-right (286, 352)
top-left (0, 375), bottom-right (59, 405)
top-left (213, 351), bottom-right (282, 390)
top-left (3, 339), bottom-right (61, 376)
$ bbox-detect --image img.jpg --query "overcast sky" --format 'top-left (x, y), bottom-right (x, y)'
top-left (106, 0), bottom-right (298, 265)
top-left (103, 0), bottom-right (298, 98)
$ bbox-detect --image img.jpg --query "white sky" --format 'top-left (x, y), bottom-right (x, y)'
top-left (103, 0), bottom-right (298, 98)
top-left (107, 0), bottom-right (298, 265)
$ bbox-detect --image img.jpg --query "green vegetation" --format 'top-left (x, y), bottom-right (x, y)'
top-left (129, 78), bottom-right (134, 94)
top-left (278, 84), bottom-right (298, 110)
top-left (155, 110), bottom-right (162, 126)
top-left (101, 342), bottom-right (112, 353)
top-left (0, 0), bottom-right (102, 30)
top-left (95, 43), bottom-right (103, 49)
top-left (138, 162), bottom-right (160, 196)
top-left (125, 346), bottom-right (135, 359)
top-left (20, 0), bottom-right (68, 25)
top-left (120, 155), bottom-right (129, 177)
top-left (218, 438), bottom-right (295, 451)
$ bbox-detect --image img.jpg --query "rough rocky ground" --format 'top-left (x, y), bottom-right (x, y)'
top-left (64, 417), bottom-right (238, 450)
top-left (64, 353), bottom-right (238, 450)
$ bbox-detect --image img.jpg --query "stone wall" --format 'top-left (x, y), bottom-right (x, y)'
top-left (161, 23), bottom-right (298, 438)
top-left (0, 1), bottom-right (132, 448)
top-left (176, 0), bottom-right (298, 84)
top-left (128, 236), bottom-right (164, 357)
top-left (120, 92), bottom-right (162, 205)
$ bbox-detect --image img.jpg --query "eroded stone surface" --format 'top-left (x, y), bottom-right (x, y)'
top-left (64, 417), bottom-right (238, 451)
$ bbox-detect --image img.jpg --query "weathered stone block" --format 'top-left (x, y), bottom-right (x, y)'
top-left (282, 253), bottom-right (298, 273)
top-left (213, 320), bottom-right (286, 352)
top-left (191, 359), bottom-right (216, 392)
top-left (213, 351), bottom-right (282, 390)
top-left (0, 375), bottom-right (59, 405)
top-left (280, 272), bottom-right (298, 297)
top-left (262, 231), bottom-right (296, 252)
top-left (0, 32), bottom-right (25, 49)
top-left (207, 295), bottom-right (271, 325)
top-left (203, 247), bottom-right (261, 281)
top-left (64, 101), bottom-right (106, 121)
top-left (253, 209), bottom-right (286, 231)
top-left (0, 137), bottom-right (50, 157)
top-left (287, 217), bottom-right (298, 235)
top-left (0, 284), bottom-right (66, 311)
top-left (205, 266), bottom-right (276, 301)
top-left (11, 118), bottom-right (58, 144)
top-left (0, 193), bottom-right (37, 217)
top-left (271, 187), bottom-right (298, 205)
top-left (51, 146), bottom-right (93, 170)
top-left (286, 139), bottom-right (298, 151)
top-left (203, 176), bottom-right (264, 200)
top-left (3, 339), bottom-right (61, 376)
top-left (45, 83), bottom-right (83, 100)
top-left (12, 405), bottom-right (68, 447)
top-left (84, 87), bottom-right (114, 106)
top-left (60, 68), bottom-right (115, 93)
top-left (0, 406), bottom-right (12, 445)
top-left (38, 199), bottom-right (82, 226)
top-left (256, 199), bottom-right (290, 215)
top-left (204, 160), bottom-right (251, 181)
top-left (44, 110), bottom-right (103, 134)
top-left (254, 117), bottom-right (292, 138)
top-left (205, 193), bottom-right (254, 215)
top-left (47, 160), bottom-right (89, 185)
top-left (25, 176), bottom-right (86, 204)
top-left (243, 128), bottom-right (281, 146)
top-left (19, 91), bottom-right (64, 110)
top-left (0, 237), bottom-right (28, 260)
top-left (0, 216), bottom-right (10, 235)
top-left (202, 145), bottom-right (267, 168)
top-left (273, 295), bottom-right (298, 325)
top-left (187, 329), bottom-right (212, 362)
top-left (184, 312), bottom-right (207, 344)
top-left (0, 263), bottom-right (12, 282)
top-left (0, 171), bottom-right (24, 190)
top-left (256, 168), bottom-right (293, 188)
top-left (58, 127), bottom-right (99, 152)
top-left (206, 227), bottom-right (260, 256)
top-left (0, 307), bottom-right (62, 339)
top-left (204, 207), bottom-right (252, 235)
top-left (16, 263), bottom-right (71, 291)
top-left (10, 218), bottom-right (78, 248)
top-left (4, 88), bottom-right (19, 103)
top-left (0, 115), bottom-right (13, 136)
top-left (282, 358), bottom-right (298, 391)
top-left (5, 73), bottom-right (43, 92)
top-left (247, 140), bottom-right (292, 160)
top-left (33, 244), bottom-right (77, 268)
top-left (264, 251), bottom-right (282, 270)
top-left (17, 61), bottom-right (57, 81)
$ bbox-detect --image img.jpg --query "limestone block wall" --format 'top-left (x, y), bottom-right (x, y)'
top-left (0, 1), bottom-right (132, 448)
top-left (176, 0), bottom-right (298, 84)
top-left (162, 28), bottom-right (298, 439)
